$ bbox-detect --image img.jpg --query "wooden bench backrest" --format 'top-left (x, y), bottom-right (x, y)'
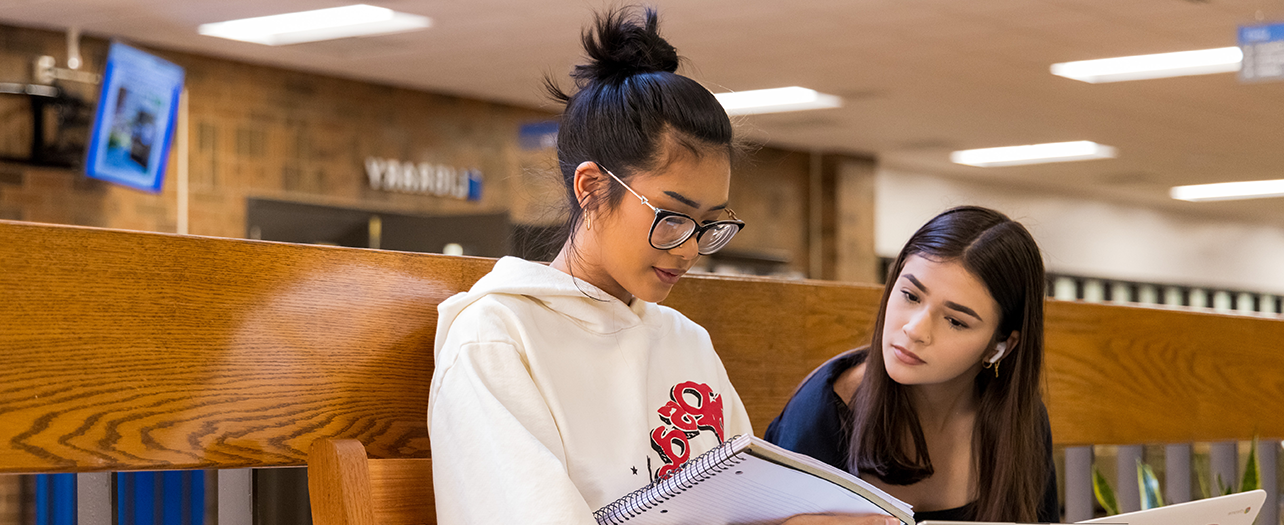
top-left (668, 268), bottom-right (1284, 445)
top-left (307, 439), bottom-right (432, 525)
top-left (4, 220), bottom-right (1284, 477)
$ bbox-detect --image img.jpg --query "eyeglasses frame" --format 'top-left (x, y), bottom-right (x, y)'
top-left (598, 165), bottom-right (745, 255)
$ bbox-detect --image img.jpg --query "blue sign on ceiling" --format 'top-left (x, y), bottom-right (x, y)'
top-left (1239, 22), bottom-right (1284, 82)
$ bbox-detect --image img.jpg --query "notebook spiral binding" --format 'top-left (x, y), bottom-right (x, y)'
top-left (593, 435), bottom-right (748, 524)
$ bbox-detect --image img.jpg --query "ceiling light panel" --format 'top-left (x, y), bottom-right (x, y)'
top-left (950, 141), bottom-right (1117, 167)
top-left (198, 4), bottom-right (431, 46)
top-left (1171, 179), bottom-right (1284, 202)
top-left (714, 87), bottom-right (842, 116)
top-left (1051, 47), bottom-right (1243, 83)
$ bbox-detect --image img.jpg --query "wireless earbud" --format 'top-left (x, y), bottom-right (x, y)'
top-left (988, 342), bottom-right (1007, 364)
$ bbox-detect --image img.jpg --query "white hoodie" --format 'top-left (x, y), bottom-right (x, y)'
top-left (428, 257), bottom-right (753, 525)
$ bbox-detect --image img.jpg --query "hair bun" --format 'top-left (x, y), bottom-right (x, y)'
top-left (572, 7), bottom-right (680, 85)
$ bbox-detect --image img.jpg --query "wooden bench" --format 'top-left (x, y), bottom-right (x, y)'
top-left (2, 220), bottom-right (1283, 524)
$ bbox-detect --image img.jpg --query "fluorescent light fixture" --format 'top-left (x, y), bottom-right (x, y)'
top-left (950, 141), bottom-right (1117, 168)
top-left (198, 4), bottom-right (430, 46)
top-left (1171, 179), bottom-right (1284, 202)
top-left (714, 87), bottom-right (842, 116)
top-left (1051, 47), bottom-right (1243, 83)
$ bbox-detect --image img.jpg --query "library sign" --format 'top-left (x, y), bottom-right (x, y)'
top-left (1240, 22), bottom-right (1284, 83)
top-left (365, 156), bottom-right (483, 201)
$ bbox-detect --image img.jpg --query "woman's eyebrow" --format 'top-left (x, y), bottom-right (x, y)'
top-left (667, 189), bottom-right (729, 213)
top-left (905, 274), bottom-right (928, 292)
top-left (904, 274), bottom-right (985, 322)
top-left (662, 191), bottom-right (729, 213)
top-left (945, 301), bottom-right (983, 322)
top-left (663, 191), bottom-right (700, 209)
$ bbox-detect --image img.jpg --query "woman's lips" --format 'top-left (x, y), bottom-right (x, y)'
top-left (653, 267), bottom-right (683, 285)
top-left (892, 344), bottom-right (926, 366)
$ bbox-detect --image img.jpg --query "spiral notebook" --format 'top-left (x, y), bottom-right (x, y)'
top-left (593, 434), bottom-right (915, 525)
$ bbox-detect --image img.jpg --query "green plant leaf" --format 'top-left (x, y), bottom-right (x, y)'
top-left (1242, 436), bottom-right (1261, 493)
top-left (1218, 473), bottom-right (1233, 496)
top-left (1195, 455), bottom-right (1212, 500)
top-left (1094, 464), bottom-right (1119, 516)
top-left (1138, 459), bottom-right (1164, 509)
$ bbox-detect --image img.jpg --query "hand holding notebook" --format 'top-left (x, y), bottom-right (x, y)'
top-left (593, 434), bottom-right (915, 525)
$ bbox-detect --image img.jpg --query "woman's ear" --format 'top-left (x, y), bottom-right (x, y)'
top-left (989, 331), bottom-right (1020, 363)
top-left (573, 161), bottom-right (609, 212)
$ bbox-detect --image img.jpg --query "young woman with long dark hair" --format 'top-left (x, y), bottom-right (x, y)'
top-left (767, 206), bottom-right (1058, 523)
top-left (428, 8), bottom-right (896, 525)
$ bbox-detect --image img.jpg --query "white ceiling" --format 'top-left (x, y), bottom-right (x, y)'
top-left (3, 0), bottom-right (1283, 226)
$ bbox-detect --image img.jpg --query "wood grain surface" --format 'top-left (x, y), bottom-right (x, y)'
top-left (307, 439), bottom-right (376, 525)
top-left (367, 457), bottom-right (434, 525)
top-left (0, 220), bottom-right (492, 473)
top-left (306, 439), bottom-right (434, 525)
top-left (1044, 300), bottom-right (1284, 445)
top-left (4, 220), bottom-right (1284, 475)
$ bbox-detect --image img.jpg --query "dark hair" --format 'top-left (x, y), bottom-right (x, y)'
top-left (848, 206), bottom-right (1048, 522)
top-left (544, 6), bottom-right (734, 248)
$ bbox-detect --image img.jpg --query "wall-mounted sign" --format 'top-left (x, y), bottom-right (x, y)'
top-left (85, 42), bottom-right (185, 192)
top-left (1240, 22), bottom-right (1284, 83)
top-left (365, 157), bottom-right (482, 201)
top-left (518, 121), bottom-right (558, 150)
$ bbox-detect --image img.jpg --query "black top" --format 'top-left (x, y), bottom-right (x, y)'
top-left (764, 350), bottom-right (1060, 523)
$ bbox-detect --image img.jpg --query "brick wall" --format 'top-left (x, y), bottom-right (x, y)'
top-left (0, 24), bottom-right (559, 239)
top-left (0, 24), bottom-right (870, 278)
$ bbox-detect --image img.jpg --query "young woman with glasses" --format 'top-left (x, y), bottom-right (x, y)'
top-left (428, 8), bottom-right (896, 525)
top-left (766, 206), bottom-right (1059, 523)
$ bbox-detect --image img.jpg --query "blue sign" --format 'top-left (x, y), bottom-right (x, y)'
top-left (85, 42), bottom-right (185, 192)
top-left (1239, 22), bottom-right (1284, 82)
top-left (519, 121), bottom-right (558, 150)
top-left (467, 169), bottom-right (483, 201)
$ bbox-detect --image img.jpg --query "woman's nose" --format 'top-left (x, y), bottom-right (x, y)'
top-left (902, 309), bottom-right (932, 345)
top-left (669, 235), bottom-right (699, 260)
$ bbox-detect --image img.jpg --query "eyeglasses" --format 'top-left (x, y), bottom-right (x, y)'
top-left (600, 166), bottom-right (745, 255)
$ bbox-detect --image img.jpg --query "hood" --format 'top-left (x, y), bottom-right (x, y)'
top-left (432, 257), bottom-right (650, 358)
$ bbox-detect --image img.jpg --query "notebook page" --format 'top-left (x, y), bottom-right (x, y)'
top-left (612, 452), bottom-right (897, 525)
top-left (744, 439), bottom-right (913, 518)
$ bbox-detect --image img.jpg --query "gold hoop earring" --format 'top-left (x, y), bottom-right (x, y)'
top-left (982, 359), bottom-right (1000, 378)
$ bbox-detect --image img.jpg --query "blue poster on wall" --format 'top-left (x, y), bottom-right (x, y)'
top-left (84, 42), bottom-right (185, 192)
